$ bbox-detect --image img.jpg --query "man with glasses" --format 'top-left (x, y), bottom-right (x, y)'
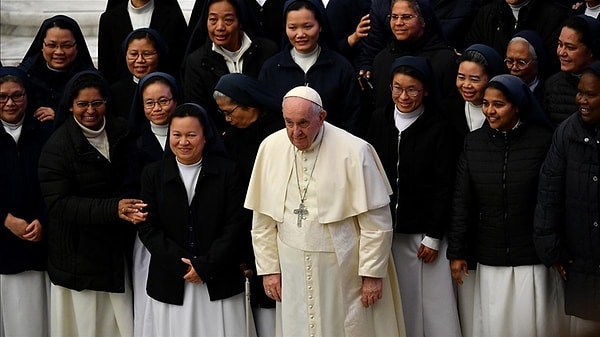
top-left (245, 86), bottom-right (406, 337)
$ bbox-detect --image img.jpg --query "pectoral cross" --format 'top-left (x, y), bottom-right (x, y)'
top-left (293, 203), bottom-right (308, 227)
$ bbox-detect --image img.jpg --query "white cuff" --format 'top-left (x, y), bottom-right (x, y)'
top-left (421, 236), bottom-right (440, 251)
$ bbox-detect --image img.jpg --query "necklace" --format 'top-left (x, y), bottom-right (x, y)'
top-left (292, 128), bottom-right (324, 227)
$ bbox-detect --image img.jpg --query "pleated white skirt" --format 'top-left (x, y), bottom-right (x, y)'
top-left (472, 263), bottom-right (570, 337)
top-left (392, 233), bottom-right (462, 337)
top-left (142, 282), bottom-right (254, 337)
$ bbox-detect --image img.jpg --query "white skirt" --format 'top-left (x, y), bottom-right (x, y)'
top-left (142, 282), bottom-right (254, 337)
top-left (473, 263), bottom-right (570, 337)
top-left (132, 234), bottom-right (152, 337)
top-left (392, 233), bottom-right (462, 337)
top-left (456, 268), bottom-right (476, 337)
top-left (252, 307), bottom-right (276, 337)
top-left (0, 270), bottom-right (49, 337)
top-left (50, 281), bottom-right (133, 337)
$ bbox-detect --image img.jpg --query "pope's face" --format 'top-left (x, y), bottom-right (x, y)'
top-left (283, 97), bottom-right (326, 151)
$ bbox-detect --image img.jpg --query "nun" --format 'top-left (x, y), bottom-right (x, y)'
top-left (448, 74), bottom-right (568, 337)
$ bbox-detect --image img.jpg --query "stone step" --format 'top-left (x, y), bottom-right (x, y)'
top-left (0, 0), bottom-right (195, 66)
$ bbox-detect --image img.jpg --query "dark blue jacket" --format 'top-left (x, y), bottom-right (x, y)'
top-left (259, 45), bottom-right (362, 135)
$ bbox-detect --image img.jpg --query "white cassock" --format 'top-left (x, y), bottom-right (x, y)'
top-left (245, 123), bottom-right (406, 337)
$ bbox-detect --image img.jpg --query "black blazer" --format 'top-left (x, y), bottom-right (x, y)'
top-left (138, 154), bottom-right (246, 305)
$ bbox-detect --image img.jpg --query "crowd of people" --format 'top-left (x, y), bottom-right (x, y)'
top-left (1, 0), bottom-right (599, 337)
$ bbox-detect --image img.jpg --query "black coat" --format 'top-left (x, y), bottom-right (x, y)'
top-left (136, 123), bottom-right (170, 169)
top-left (223, 113), bottom-right (283, 309)
top-left (371, 31), bottom-right (458, 111)
top-left (110, 78), bottom-right (137, 120)
top-left (366, 103), bottom-right (456, 239)
top-left (544, 71), bottom-right (580, 126)
top-left (182, 36), bottom-right (278, 132)
top-left (0, 115), bottom-right (48, 274)
top-left (464, 0), bottom-right (566, 73)
top-left (98, 1), bottom-right (189, 83)
top-left (447, 122), bottom-right (552, 267)
top-left (38, 115), bottom-right (139, 292)
top-left (18, 55), bottom-right (95, 132)
top-left (358, 0), bottom-right (483, 71)
top-left (138, 154), bottom-right (246, 305)
top-left (534, 113), bottom-right (600, 321)
top-left (243, 0), bottom-right (285, 48)
top-left (259, 46), bottom-right (362, 135)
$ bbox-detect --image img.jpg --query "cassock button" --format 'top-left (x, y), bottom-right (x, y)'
top-left (309, 295), bottom-right (313, 299)
top-left (310, 315), bottom-right (314, 319)
top-left (308, 286), bottom-right (312, 290)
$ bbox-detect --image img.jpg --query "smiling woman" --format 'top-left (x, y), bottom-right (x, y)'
top-left (0, 66), bottom-right (50, 337)
top-left (110, 28), bottom-right (168, 120)
top-left (136, 103), bottom-right (251, 336)
top-left (258, 0), bottom-right (362, 135)
top-left (366, 56), bottom-right (461, 337)
top-left (182, 0), bottom-right (278, 132)
top-left (18, 15), bottom-right (95, 133)
top-left (535, 62), bottom-right (600, 336)
top-left (448, 74), bottom-right (565, 337)
top-left (38, 70), bottom-right (145, 337)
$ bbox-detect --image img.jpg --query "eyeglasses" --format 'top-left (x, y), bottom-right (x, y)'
top-left (127, 51), bottom-right (158, 61)
top-left (218, 105), bottom-right (240, 117)
top-left (390, 85), bottom-right (422, 97)
top-left (43, 41), bottom-right (77, 50)
top-left (144, 97), bottom-right (174, 109)
top-left (504, 58), bottom-right (533, 68)
top-left (0, 92), bottom-right (26, 103)
top-left (75, 100), bottom-right (106, 109)
top-left (387, 14), bottom-right (417, 23)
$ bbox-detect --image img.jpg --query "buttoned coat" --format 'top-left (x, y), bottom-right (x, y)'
top-left (138, 154), bottom-right (246, 305)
